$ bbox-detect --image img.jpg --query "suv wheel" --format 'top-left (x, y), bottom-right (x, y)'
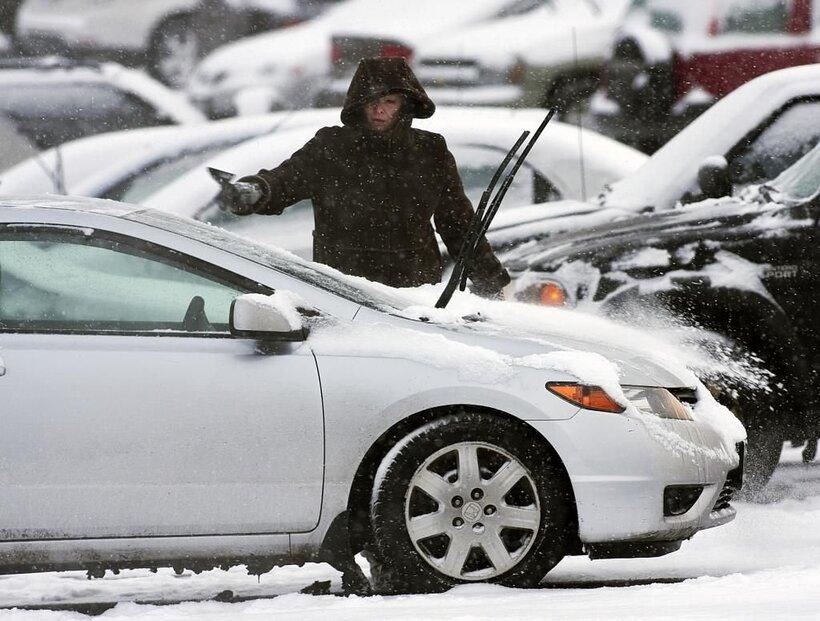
top-left (150, 16), bottom-right (202, 89)
top-left (369, 413), bottom-right (571, 594)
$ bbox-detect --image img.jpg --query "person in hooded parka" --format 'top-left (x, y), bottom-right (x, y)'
top-left (221, 57), bottom-right (510, 296)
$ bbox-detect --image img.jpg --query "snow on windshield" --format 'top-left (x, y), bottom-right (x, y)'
top-left (770, 141), bottom-right (820, 202)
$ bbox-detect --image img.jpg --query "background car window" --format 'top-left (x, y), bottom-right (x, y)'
top-left (730, 100), bottom-right (820, 186)
top-left (0, 235), bottom-right (245, 333)
top-left (0, 81), bottom-right (169, 148)
top-left (107, 143), bottom-right (239, 204)
top-left (451, 144), bottom-right (561, 209)
top-left (721, 0), bottom-right (788, 33)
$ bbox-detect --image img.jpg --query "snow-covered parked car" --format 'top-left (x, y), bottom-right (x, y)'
top-left (0, 57), bottom-right (204, 155)
top-left (13, 0), bottom-right (326, 88)
top-left (0, 195), bottom-right (745, 591)
top-left (592, 0), bottom-right (820, 152)
top-left (413, 0), bottom-right (628, 114)
top-left (499, 129), bottom-right (820, 496)
top-left (481, 62), bottom-right (820, 252)
top-left (139, 107), bottom-right (646, 257)
top-left (187, 0), bottom-right (529, 117)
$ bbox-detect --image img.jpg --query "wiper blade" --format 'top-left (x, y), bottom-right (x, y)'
top-left (434, 130), bottom-right (528, 309)
top-left (436, 109), bottom-right (556, 309)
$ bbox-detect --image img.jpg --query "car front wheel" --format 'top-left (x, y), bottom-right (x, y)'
top-left (369, 413), bottom-right (571, 594)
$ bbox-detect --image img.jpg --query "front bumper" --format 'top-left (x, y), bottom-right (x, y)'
top-left (529, 408), bottom-right (743, 554)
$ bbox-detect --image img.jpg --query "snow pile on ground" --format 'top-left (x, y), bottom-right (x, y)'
top-left (1, 449), bottom-right (816, 619)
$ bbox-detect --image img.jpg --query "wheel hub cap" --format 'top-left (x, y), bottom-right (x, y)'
top-left (404, 441), bottom-right (541, 581)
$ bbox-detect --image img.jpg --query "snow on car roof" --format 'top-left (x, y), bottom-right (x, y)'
top-left (415, 0), bottom-right (620, 70)
top-left (142, 106), bottom-right (645, 218)
top-left (603, 63), bottom-right (820, 212)
top-left (193, 0), bottom-right (515, 83)
top-left (0, 112), bottom-right (315, 197)
top-left (0, 60), bottom-right (205, 125)
top-left (0, 195), bottom-right (141, 216)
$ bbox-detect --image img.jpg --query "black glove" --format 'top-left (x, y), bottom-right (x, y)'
top-left (218, 179), bottom-right (264, 215)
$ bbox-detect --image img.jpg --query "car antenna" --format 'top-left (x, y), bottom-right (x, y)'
top-left (572, 26), bottom-right (588, 202)
top-left (54, 144), bottom-right (66, 195)
top-left (435, 109), bottom-right (556, 309)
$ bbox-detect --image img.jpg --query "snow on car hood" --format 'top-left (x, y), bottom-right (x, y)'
top-left (305, 286), bottom-right (746, 458)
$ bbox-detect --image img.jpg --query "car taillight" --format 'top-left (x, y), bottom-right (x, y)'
top-left (380, 42), bottom-right (413, 61)
top-left (546, 383), bottom-right (626, 413)
top-left (331, 41), bottom-right (343, 64)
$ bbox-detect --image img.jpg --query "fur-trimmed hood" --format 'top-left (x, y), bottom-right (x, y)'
top-left (341, 57), bottom-right (435, 126)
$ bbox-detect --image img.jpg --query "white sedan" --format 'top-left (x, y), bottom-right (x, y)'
top-left (143, 107), bottom-right (646, 257)
top-left (0, 195), bottom-right (744, 592)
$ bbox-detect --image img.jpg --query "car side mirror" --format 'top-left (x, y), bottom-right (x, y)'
top-left (230, 293), bottom-right (307, 341)
top-left (697, 155), bottom-right (731, 199)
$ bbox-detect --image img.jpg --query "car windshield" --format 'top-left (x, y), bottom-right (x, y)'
top-left (125, 208), bottom-right (411, 312)
top-left (768, 142), bottom-right (820, 202)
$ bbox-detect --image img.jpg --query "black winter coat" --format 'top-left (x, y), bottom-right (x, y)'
top-left (243, 57), bottom-right (510, 291)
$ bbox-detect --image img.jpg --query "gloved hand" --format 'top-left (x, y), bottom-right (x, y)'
top-left (218, 179), bottom-right (264, 215)
top-left (471, 281), bottom-right (505, 300)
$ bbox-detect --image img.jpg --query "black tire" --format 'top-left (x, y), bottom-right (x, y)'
top-left (369, 413), bottom-right (572, 594)
top-left (734, 404), bottom-right (783, 498)
top-left (149, 16), bottom-right (202, 89)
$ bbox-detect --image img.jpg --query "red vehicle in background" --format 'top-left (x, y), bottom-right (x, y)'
top-left (592, 0), bottom-right (820, 152)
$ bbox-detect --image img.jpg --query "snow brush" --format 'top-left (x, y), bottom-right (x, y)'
top-left (435, 108), bottom-right (556, 309)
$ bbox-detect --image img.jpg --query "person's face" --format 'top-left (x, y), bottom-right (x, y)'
top-left (364, 93), bottom-right (403, 132)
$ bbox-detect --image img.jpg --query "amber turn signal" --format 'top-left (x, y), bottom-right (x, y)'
top-left (539, 282), bottom-right (568, 306)
top-left (546, 383), bottom-right (626, 413)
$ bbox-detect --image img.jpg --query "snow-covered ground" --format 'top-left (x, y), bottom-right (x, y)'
top-left (1, 445), bottom-right (817, 620)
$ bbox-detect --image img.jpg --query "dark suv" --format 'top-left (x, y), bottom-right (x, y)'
top-left (593, 0), bottom-right (820, 152)
top-left (500, 142), bottom-right (820, 493)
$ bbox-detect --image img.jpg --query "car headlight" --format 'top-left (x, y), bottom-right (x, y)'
top-left (546, 383), bottom-right (694, 420)
top-left (546, 383), bottom-right (625, 413)
top-left (516, 279), bottom-right (569, 306)
top-left (622, 386), bottom-right (694, 421)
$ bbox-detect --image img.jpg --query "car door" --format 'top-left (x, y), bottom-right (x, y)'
top-left (727, 98), bottom-right (820, 189)
top-left (0, 223), bottom-right (324, 540)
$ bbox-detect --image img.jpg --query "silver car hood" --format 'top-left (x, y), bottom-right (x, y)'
top-left (353, 306), bottom-right (696, 389)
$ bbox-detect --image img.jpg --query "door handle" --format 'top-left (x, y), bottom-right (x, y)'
top-left (0, 356), bottom-right (5, 377)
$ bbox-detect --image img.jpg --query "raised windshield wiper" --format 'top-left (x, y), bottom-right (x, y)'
top-left (435, 109), bottom-right (556, 309)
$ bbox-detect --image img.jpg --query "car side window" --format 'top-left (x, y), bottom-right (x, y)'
top-left (451, 144), bottom-right (561, 209)
top-left (729, 100), bottom-right (820, 187)
top-left (721, 0), bottom-right (788, 33)
top-left (0, 229), bottom-right (251, 334)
